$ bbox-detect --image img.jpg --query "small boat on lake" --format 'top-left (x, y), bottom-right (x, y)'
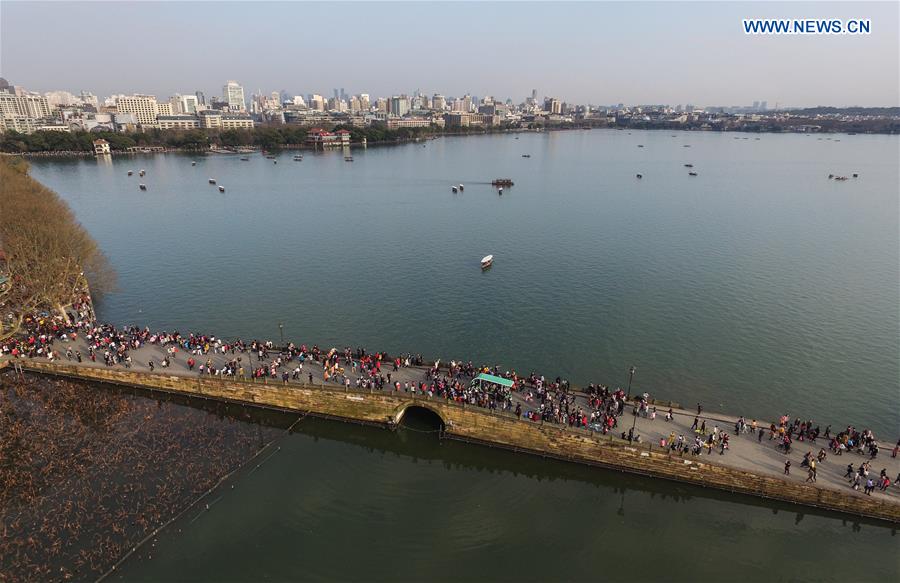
top-left (218, 186), bottom-right (225, 192)
top-left (684, 164), bottom-right (693, 168)
top-left (139, 169), bottom-right (145, 177)
top-left (636, 174), bottom-right (643, 179)
top-left (688, 171), bottom-right (698, 176)
top-left (481, 255), bottom-right (493, 269)
top-left (191, 161), bottom-right (196, 166)
top-left (522, 154), bottom-right (531, 158)
top-left (293, 155), bottom-right (303, 161)
top-left (209, 178), bottom-right (216, 184)
top-left (458, 184), bottom-right (464, 191)
top-left (492, 178), bottom-right (514, 187)
top-left (138, 184), bottom-right (147, 191)
top-left (266, 155), bottom-right (276, 159)
top-left (240, 157), bottom-right (249, 161)
top-left (637, 145), bottom-right (644, 148)
top-left (344, 156), bottom-right (353, 162)
top-left (451, 186), bottom-right (458, 193)
top-left (498, 187), bottom-right (503, 195)
top-left (127, 170), bottom-right (133, 176)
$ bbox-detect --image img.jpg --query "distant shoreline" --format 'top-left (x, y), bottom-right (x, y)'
top-left (5, 124), bottom-right (896, 159)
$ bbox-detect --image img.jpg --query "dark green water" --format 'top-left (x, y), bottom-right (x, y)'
top-left (29, 130), bottom-right (899, 436)
top-left (111, 411), bottom-right (897, 582)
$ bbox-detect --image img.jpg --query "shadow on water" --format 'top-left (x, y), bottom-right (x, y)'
top-left (86, 379), bottom-right (896, 533)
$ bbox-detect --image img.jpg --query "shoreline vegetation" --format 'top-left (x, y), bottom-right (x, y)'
top-left (2, 110), bottom-right (898, 157)
top-left (0, 157), bottom-right (114, 339)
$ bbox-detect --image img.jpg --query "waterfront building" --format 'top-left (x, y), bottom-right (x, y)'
top-left (115, 94), bottom-right (159, 125)
top-left (157, 102), bottom-right (173, 116)
top-left (383, 116), bottom-right (434, 130)
top-left (223, 80), bottom-right (246, 111)
top-left (305, 127), bottom-right (351, 147)
top-left (157, 115), bottom-right (201, 130)
top-left (443, 111), bottom-right (499, 128)
top-left (92, 139), bottom-right (111, 155)
top-left (198, 110), bottom-right (254, 129)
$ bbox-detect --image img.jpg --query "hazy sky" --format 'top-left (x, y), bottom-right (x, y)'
top-left (2, 1), bottom-right (898, 107)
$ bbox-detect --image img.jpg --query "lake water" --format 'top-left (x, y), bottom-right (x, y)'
top-left (29, 129), bottom-right (899, 436)
top-left (24, 130), bottom-right (900, 580)
top-left (111, 410), bottom-right (898, 583)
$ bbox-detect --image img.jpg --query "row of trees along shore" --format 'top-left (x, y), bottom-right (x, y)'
top-left (0, 123), bottom-right (530, 154)
top-left (0, 157), bottom-right (115, 339)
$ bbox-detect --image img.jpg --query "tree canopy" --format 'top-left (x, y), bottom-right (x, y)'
top-left (0, 157), bottom-right (115, 338)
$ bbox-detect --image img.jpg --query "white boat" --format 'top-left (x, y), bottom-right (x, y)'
top-left (218, 185), bottom-right (225, 192)
top-left (127, 170), bottom-right (133, 176)
top-left (191, 161), bottom-right (196, 166)
top-left (458, 184), bottom-right (464, 191)
top-left (481, 255), bottom-right (493, 269)
top-left (138, 169), bottom-right (145, 177)
top-left (451, 186), bottom-right (458, 192)
top-left (209, 178), bottom-right (216, 184)
top-left (498, 187), bottom-right (503, 195)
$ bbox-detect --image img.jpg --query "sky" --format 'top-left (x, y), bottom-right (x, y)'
top-left (1, 1), bottom-right (898, 107)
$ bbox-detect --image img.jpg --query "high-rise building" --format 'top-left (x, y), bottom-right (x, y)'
top-left (310, 94), bottom-right (325, 111)
top-left (432, 94), bottom-right (446, 111)
top-left (760, 101), bottom-right (768, 111)
top-left (0, 91), bottom-right (52, 119)
top-left (44, 90), bottom-right (78, 108)
top-left (80, 91), bottom-right (98, 108)
top-left (115, 94), bottom-right (159, 125)
top-left (359, 94), bottom-right (370, 111)
top-left (375, 97), bottom-right (388, 113)
top-left (222, 80), bottom-right (245, 111)
top-left (544, 98), bottom-right (561, 114)
top-left (170, 94), bottom-right (199, 114)
top-left (195, 91), bottom-right (206, 105)
top-left (390, 95), bottom-right (410, 117)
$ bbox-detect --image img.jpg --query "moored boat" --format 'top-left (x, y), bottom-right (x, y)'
top-left (481, 255), bottom-right (493, 269)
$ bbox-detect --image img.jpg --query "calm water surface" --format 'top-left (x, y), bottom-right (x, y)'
top-left (113, 410), bottom-right (899, 582)
top-left (29, 129), bottom-right (899, 435)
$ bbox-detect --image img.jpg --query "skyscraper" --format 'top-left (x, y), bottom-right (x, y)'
top-left (195, 91), bottom-right (206, 105)
top-left (223, 80), bottom-right (245, 111)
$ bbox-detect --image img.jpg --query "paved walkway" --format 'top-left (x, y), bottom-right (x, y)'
top-left (5, 334), bottom-right (899, 507)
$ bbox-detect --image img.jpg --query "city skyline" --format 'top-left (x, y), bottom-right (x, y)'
top-left (2, 1), bottom-right (898, 108)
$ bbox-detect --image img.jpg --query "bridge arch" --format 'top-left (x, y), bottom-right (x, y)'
top-left (393, 402), bottom-right (447, 430)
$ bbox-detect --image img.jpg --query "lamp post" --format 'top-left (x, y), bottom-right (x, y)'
top-left (278, 323), bottom-right (284, 347)
top-left (626, 365), bottom-right (636, 399)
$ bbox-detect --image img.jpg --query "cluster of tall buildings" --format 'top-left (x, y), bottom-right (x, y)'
top-left (1, 76), bottom-right (789, 136)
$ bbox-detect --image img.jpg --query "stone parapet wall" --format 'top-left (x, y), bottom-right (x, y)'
top-left (12, 361), bottom-right (899, 524)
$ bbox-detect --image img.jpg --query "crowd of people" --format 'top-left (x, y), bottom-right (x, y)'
top-left (2, 308), bottom-right (897, 499)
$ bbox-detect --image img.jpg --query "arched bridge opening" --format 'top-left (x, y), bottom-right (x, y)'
top-left (395, 404), bottom-right (446, 432)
